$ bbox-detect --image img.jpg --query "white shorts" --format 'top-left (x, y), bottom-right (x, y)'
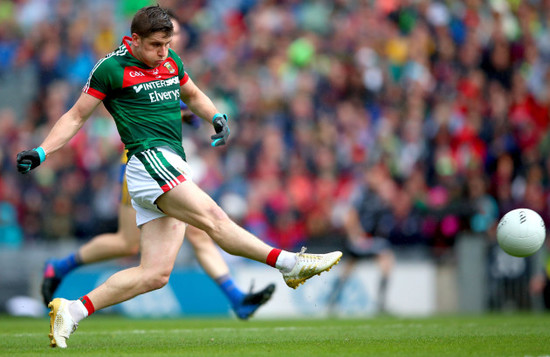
top-left (126, 146), bottom-right (192, 227)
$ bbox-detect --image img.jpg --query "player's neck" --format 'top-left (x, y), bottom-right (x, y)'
top-left (129, 45), bottom-right (146, 66)
top-left (130, 46), bottom-right (158, 69)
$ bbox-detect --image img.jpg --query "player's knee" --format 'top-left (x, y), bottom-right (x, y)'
top-left (144, 270), bottom-right (171, 291)
top-left (202, 205), bottom-right (230, 236)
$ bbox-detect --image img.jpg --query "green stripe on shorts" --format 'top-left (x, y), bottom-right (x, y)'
top-left (135, 148), bottom-right (184, 191)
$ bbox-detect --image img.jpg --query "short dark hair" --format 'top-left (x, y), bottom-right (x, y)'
top-left (131, 5), bottom-right (173, 38)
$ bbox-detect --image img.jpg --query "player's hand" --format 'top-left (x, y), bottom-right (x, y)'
top-left (16, 147), bottom-right (46, 174)
top-left (211, 113), bottom-right (230, 147)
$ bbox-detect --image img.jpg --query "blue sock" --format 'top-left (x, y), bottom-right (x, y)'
top-left (50, 252), bottom-right (82, 278)
top-left (216, 274), bottom-right (245, 307)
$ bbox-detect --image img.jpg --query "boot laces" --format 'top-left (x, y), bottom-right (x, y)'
top-left (297, 247), bottom-right (322, 262)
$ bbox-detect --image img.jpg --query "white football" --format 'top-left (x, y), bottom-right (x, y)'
top-left (496, 208), bottom-right (546, 257)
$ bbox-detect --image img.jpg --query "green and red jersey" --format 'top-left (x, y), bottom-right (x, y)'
top-left (83, 36), bottom-right (189, 160)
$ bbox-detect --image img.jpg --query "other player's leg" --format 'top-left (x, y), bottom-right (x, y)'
top-left (327, 257), bottom-right (357, 314)
top-left (376, 248), bottom-right (394, 313)
top-left (41, 204), bottom-right (140, 306)
top-left (186, 225), bottom-right (275, 319)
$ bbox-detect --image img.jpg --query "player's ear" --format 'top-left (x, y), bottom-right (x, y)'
top-left (131, 33), bottom-right (141, 46)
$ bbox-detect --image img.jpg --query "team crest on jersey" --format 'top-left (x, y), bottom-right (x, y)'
top-left (164, 62), bottom-right (175, 74)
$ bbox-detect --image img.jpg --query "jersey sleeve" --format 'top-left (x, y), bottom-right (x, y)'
top-left (169, 49), bottom-right (189, 86)
top-left (82, 59), bottom-right (113, 100)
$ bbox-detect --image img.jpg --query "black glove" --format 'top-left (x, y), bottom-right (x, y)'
top-left (211, 113), bottom-right (230, 147)
top-left (16, 147), bottom-right (46, 174)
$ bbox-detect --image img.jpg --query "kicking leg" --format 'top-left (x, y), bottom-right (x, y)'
top-left (156, 180), bottom-right (342, 288)
top-left (157, 181), bottom-right (272, 260)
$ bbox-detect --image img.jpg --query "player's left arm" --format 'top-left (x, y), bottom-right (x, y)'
top-left (180, 77), bottom-right (218, 121)
top-left (180, 78), bottom-right (229, 147)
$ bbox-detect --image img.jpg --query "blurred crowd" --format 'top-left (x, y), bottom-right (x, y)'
top-left (1, 0), bottom-right (550, 262)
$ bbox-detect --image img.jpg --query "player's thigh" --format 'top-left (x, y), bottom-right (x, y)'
top-left (139, 216), bottom-right (186, 271)
top-left (155, 180), bottom-right (228, 231)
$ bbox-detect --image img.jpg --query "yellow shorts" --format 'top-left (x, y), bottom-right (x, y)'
top-left (119, 151), bottom-right (132, 206)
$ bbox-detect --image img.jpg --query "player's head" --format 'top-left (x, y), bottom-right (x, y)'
top-left (130, 5), bottom-right (174, 68)
top-left (131, 5), bottom-right (173, 39)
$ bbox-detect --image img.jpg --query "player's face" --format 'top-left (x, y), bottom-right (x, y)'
top-left (132, 31), bottom-right (172, 68)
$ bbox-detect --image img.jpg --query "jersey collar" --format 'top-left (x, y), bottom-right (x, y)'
top-left (122, 36), bottom-right (134, 56)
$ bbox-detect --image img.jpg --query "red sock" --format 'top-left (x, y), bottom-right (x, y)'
top-left (79, 295), bottom-right (95, 316)
top-left (266, 248), bottom-right (282, 267)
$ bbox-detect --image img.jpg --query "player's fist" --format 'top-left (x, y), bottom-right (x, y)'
top-left (16, 147), bottom-right (46, 174)
top-left (211, 113), bottom-right (230, 147)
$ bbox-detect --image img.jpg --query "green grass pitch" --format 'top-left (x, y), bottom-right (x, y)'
top-left (1, 314), bottom-right (549, 356)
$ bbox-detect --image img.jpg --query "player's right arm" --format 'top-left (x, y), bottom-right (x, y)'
top-left (40, 93), bottom-right (102, 158)
top-left (16, 93), bottom-right (102, 173)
